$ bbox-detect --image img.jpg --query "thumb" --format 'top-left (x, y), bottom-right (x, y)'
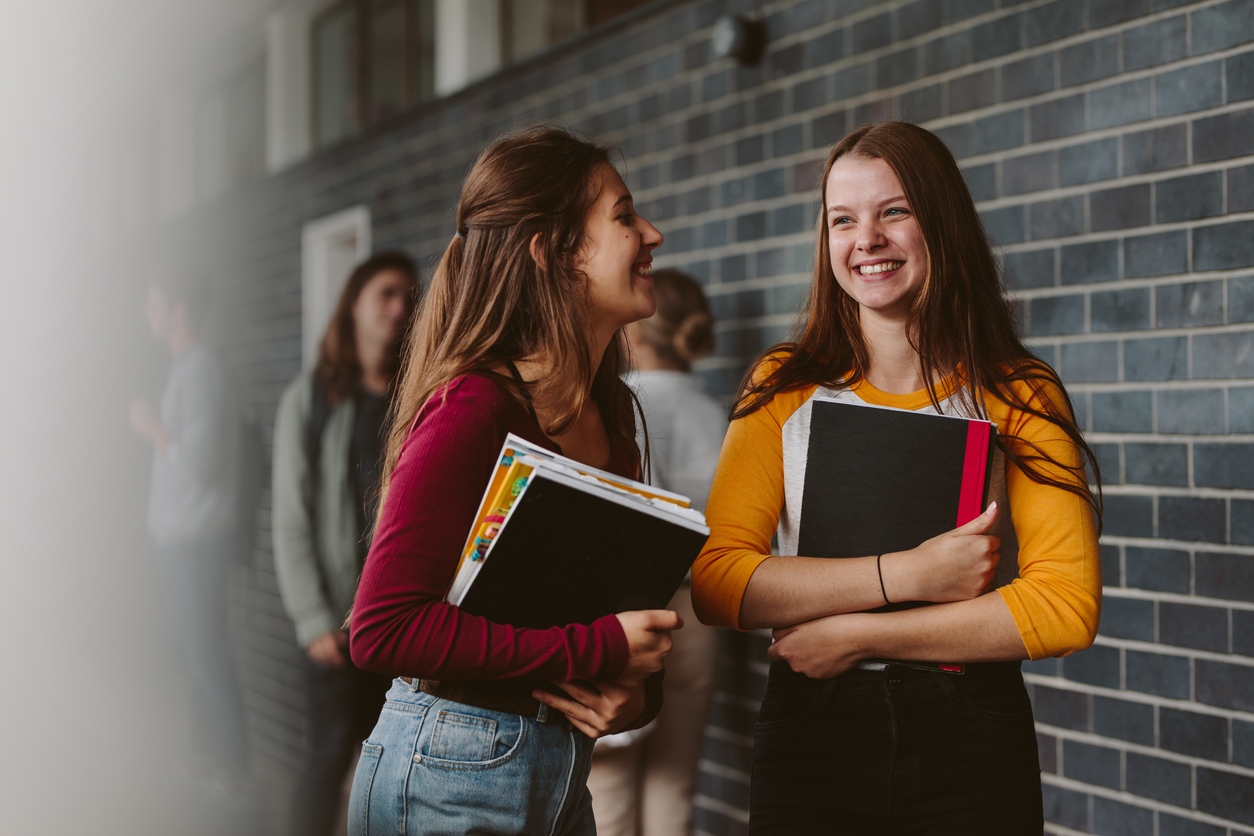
top-left (643, 609), bottom-right (683, 631)
top-left (955, 501), bottom-right (998, 534)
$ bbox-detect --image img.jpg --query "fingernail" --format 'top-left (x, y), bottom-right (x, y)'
top-left (987, 501), bottom-right (997, 513)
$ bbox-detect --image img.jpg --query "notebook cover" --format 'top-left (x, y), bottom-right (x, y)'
top-left (797, 398), bottom-right (996, 614)
top-left (457, 472), bottom-right (709, 629)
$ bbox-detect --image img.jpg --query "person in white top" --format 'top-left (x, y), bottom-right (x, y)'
top-left (589, 269), bottom-right (726, 836)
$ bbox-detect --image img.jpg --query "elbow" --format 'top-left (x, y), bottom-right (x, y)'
top-left (1036, 592), bottom-right (1102, 659)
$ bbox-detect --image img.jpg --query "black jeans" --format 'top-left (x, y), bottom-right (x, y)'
top-left (291, 657), bottom-right (391, 836)
top-left (751, 660), bottom-right (1043, 835)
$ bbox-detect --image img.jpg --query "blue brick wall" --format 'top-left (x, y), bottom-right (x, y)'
top-left (177, 0), bottom-right (1254, 831)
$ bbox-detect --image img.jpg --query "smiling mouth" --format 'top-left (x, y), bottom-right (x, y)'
top-left (633, 263), bottom-right (653, 276)
top-left (857, 261), bottom-right (903, 275)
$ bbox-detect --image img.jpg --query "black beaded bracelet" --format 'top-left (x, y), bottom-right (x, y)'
top-left (877, 553), bottom-right (891, 605)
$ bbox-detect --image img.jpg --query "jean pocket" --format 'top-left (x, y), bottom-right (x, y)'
top-left (420, 709), bottom-right (527, 770)
top-left (757, 673), bottom-right (822, 729)
top-left (947, 673), bottom-right (1034, 724)
top-left (348, 742), bottom-right (383, 836)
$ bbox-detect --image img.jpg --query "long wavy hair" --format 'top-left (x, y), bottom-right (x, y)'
top-left (379, 125), bottom-right (643, 496)
top-left (733, 121), bottom-right (1101, 526)
top-left (633, 269), bottom-right (716, 372)
top-left (313, 251), bottom-right (418, 405)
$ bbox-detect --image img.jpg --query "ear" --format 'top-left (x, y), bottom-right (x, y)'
top-left (528, 232), bottom-right (547, 272)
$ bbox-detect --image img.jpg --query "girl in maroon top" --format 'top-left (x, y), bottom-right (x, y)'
top-left (347, 126), bottom-right (680, 836)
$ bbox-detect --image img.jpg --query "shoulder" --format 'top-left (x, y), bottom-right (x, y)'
top-left (277, 370), bottom-right (315, 415)
top-left (411, 372), bottom-right (523, 439)
top-left (747, 349), bottom-right (792, 386)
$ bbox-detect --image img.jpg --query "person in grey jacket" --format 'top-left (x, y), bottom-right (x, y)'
top-left (272, 251), bottom-right (416, 836)
top-left (130, 267), bottom-right (249, 784)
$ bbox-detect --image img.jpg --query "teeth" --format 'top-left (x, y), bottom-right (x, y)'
top-left (858, 261), bottom-right (902, 275)
top-left (635, 264), bottom-right (653, 275)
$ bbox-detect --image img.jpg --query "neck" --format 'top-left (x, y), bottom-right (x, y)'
top-left (858, 309), bottom-right (934, 395)
top-left (357, 337), bottom-right (392, 395)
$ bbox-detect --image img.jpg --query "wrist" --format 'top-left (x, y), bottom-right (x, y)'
top-left (879, 551), bottom-right (913, 603)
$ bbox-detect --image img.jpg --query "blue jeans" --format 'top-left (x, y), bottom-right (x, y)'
top-left (349, 678), bottom-right (597, 836)
top-left (751, 661), bottom-right (1042, 834)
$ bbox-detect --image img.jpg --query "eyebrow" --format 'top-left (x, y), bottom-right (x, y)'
top-left (613, 193), bottom-right (633, 208)
top-left (826, 195), bottom-right (908, 214)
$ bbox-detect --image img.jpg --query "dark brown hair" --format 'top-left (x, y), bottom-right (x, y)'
top-left (380, 125), bottom-right (642, 493)
top-left (313, 251), bottom-right (418, 405)
top-left (733, 121), bottom-right (1101, 526)
top-left (634, 269), bottom-right (716, 372)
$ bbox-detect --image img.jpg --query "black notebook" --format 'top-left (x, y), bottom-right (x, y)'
top-left (449, 439), bottom-right (710, 629)
top-left (797, 397), bottom-right (997, 614)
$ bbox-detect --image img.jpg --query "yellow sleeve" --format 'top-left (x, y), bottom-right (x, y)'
top-left (691, 363), bottom-right (812, 629)
top-left (993, 377), bottom-right (1102, 659)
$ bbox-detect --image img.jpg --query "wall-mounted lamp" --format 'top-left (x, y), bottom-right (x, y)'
top-left (711, 15), bottom-right (766, 66)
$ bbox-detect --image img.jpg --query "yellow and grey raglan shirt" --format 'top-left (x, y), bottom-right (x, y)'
top-left (691, 360), bottom-right (1101, 660)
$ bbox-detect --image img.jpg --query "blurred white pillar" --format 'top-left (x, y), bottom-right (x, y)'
top-left (302, 206), bottom-right (372, 368)
top-left (435, 0), bottom-right (501, 96)
top-left (266, 1), bottom-right (313, 174)
top-left (159, 96), bottom-right (196, 218)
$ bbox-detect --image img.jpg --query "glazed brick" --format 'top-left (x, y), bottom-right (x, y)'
top-left (973, 110), bottom-right (1024, 154)
top-left (1091, 183), bottom-right (1151, 232)
top-left (1161, 602), bottom-right (1229, 653)
top-left (1156, 280), bottom-right (1224, 327)
top-left (1064, 644), bottom-right (1121, 689)
top-left (1059, 138), bottom-right (1117, 186)
top-left (1004, 151), bottom-right (1055, 196)
top-left (1159, 813), bottom-right (1227, 836)
top-left (1043, 784), bottom-right (1089, 831)
top-left (1033, 684), bottom-right (1089, 731)
top-left (1155, 388), bottom-right (1225, 434)
top-left (1089, 0), bottom-right (1150, 28)
top-left (832, 64), bottom-right (871, 101)
top-left (1090, 79), bottom-right (1152, 130)
top-left (1155, 61), bottom-right (1223, 117)
top-left (1126, 649), bottom-right (1191, 699)
top-left (850, 13), bottom-right (892, 55)
top-left (1002, 53), bottom-right (1055, 101)
top-left (934, 123), bottom-right (971, 158)
top-left (1124, 231), bottom-right (1188, 278)
top-left (1124, 336), bottom-right (1187, 381)
top-left (1102, 495), bottom-right (1154, 538)
top-left (1194, 220), bottom-right (1254, 272)
top-left (1124, 547), bottom-right (1188, 594)
top-left (754, 90), bottom-right (785, 123)
top-left (1197, 658), bottom-right (1254, 714)
top-left (1198, 768), bottom-right (1254, 827)
top-left (1029, 196), bottom-right (1084, 240)
top-left (1061, 37), bottom-right (1118, 87)
top-left (1193, 108), bottom-right (1254, 163)
top-left (1025, 0), bottom-right (1084, 46)
top-left (1003, 248), bottom-right (1055, 289)
top-left (1063, 739), bottom-right (1120, 789)
top-left (1233, 498), bottom-right (1254, 545)
top-left (1059, 240), bottom-right (1118, 285)
top-left (772, 203), bottom-right (810, 236)
top-left (1156, 172), bottom-right (1224, 224)
top-left (947, 69), bottom-right (994, 114)
top-left (1091, 288), bottom-right (1149, 332)
top-left (1029, 294), bottom-right (1084, 335)
top-left (771, 124), bottom-right (803, 158)
top-left (1237, 719), bottom-right (1254, 775)
top-left (811, 111), bottom-right (846, 149)
top-left (699, 219), bottom-right (729, 248)
top-left (1193, 330), bottom-right (1254, 379)
top-left (981, 206), bottom-right (1025, 246)
top-left (1126, 752), bottom-right (1192, 808)
top-left (1030, 94), bottom-right (1086, 143)
top-left (897, 0), bottom-right (942, 38)
top-left (899, 83), bottom-right (944, 124)
top-left (1160, 496), bottom-right (1226, 543)
top-left (962, 163), bottom-right (996, 202)
top-left (1093, 442), bottom-right (1119, 484)
top-left (1093, 695), bottom-right (1154, 745)
top-left (945, 0), bottom-right (996, 24)
top-left (1161, 706), bottom-right (1228, 760)
top-left (1061, 341), bottom-right (1118, 382)
top-left (973, 14), bottom-right (1022, 62)
top-left (1191, 0), bottom-right (1254, 55)
top-left (1123, 15), bottom-right (1187, 71)
top-left (1092, 796), bottom-right (1153, 836)
top-left (1101, 543), bottom-right (1120, 586)
top-left (1196, 551), bottom-right (1254, 602)
top-left (1230, 51), bottom-right (1254, 103)
top-left (720, 178), bottom-right (748, 208)
top-left (1231, 164), bottom-right (1254, 213)
top-left (1232, 387), bottom-right (1254, 431)
top-left (1195, 443), bottom-right (1254, 489)
top-left (1092, 389), bottom-right (1152, 432)
top-left (1124, 442), bottom-right (1187, 486)
top-left (1123, 124), bottom-right (1188, 175)
top-left (921, 30), bottom-right (973, 77)
top-left (1038, 732), bottom-right (1058, 772)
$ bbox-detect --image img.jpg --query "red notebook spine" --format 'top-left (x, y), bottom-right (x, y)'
top-left (957, 422), bottom-right (992, 526)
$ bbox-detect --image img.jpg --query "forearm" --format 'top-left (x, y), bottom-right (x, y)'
top-left (738, 554), bottom-right (891, 630)
top-left (857, 593), bottom-right (1027, 664)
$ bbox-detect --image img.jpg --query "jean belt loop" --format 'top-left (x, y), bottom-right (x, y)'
top-left (536, 702), bottom-right (551, 723)
top-left (930, 669), bottom-right (961, 703)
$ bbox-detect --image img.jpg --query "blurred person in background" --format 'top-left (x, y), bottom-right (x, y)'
top-left (272, 251), bottom-right (417, 836)
top-left (129, 266), bottom-right (249, 787)
top-left (586, 269), bottom-right (726, 836)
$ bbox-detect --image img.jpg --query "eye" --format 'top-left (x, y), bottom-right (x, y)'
top-left (618, 211), bottom-right (635, 223)
top-left (829, 215), bottom-right (853, 227)
top-left (886, 207), bottom-right (909, 217)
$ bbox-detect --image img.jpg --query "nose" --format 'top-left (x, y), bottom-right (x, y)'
top-left (639, 215), bottom-right (663, 249)
top-left (855, 218), bottom-right (886, 252)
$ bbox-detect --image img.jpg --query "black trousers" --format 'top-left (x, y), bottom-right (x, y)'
top-left (750, 660), bottom-right (1043, 835)
top-left (291, 657), bottom-right (392, 836)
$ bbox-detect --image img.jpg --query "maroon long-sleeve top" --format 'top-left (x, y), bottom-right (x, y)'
top-left (350, 373), bottom-right (633, 683)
